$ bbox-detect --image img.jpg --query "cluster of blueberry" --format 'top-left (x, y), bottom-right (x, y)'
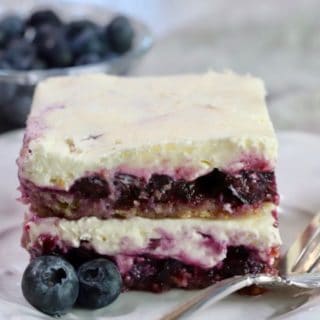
top-left (22, 255), bottom-right (122, 316)
top-left (0, 9), bottom-right (135, 70)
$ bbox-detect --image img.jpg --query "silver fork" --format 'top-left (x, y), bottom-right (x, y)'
top-left (161, 211), bottom-right (320, 320)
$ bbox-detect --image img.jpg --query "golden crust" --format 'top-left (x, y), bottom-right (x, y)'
top-left (31, 200), bottom-right (273, 220)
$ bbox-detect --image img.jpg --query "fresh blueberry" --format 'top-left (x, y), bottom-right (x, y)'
top-left (106, 16), bottom-right (134, 54)
top-left (21, 255), bottom-right (79, 316)
top-left (3, 39), bottom-right (36, 70)
top-left (0, 15), bottom-right (25, 47)
top-left (70, 27), bottom-right (107, 58)
top-left (77, 258), bottom-right (122, 309)
top-left (34, 24), bottom-right (73, 68)
top-left (66, 19), bottom-right (98, 40)
top-left (27, 9), bottom-right (62, 28)
top-left (75, 53), bottom-right (102, 66)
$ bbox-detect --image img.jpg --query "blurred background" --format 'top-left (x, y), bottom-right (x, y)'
top-left (0, 0), bottom-right (319, 134)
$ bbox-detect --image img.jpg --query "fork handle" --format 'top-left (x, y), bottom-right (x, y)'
top-left (160, 275), bottom-right (257, 320)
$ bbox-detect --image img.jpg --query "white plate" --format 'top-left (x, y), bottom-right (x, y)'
top-left (0, 130), bottom-right (320, 320)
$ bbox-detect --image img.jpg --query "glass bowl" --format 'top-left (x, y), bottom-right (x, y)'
top-left (0, 0), bottom-right (153, 131)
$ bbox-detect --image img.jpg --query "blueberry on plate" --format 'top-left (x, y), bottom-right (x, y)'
top-left (106, 16), bottom-right (134, 54)
top-left (3, 39), bottom-right (36, 70)
top-left (34, 24), bottom-right (73, 68)
top-left (27, 9), bottom-right (62, 28)
top-left (77, 258), bottom-right (122, 309)
top-left (0, 15), bottom-right (25, 47)
top-left (21, 255), bottom-right (79, 316)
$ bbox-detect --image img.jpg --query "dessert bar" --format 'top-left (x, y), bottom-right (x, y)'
top-left (19, 72), bottom-right (281, 292)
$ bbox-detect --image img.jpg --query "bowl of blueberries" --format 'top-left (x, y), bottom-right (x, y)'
top-left (0, 0), bottom-right (153, 132)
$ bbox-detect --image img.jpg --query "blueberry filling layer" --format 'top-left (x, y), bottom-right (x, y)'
top-left (21, 168), bottom-right (278, 219)
top-left (29, 245), bottom-right (278, 292)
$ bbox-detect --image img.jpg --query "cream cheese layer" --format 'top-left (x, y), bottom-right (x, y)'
top-left (24, 203), bottom-right (281, 270)
top-left (19, 72), bottom-right (277, 189)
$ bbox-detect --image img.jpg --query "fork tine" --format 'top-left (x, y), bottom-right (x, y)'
top-left (292, 231), bottom-right (320, 273)
top-left (308, 254), bottom-right (320, 273)
top-left (282, 211), bottom-right (320, 274)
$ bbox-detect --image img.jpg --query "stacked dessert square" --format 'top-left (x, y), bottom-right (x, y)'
top-left (18, 72), bottom-right (281, 292)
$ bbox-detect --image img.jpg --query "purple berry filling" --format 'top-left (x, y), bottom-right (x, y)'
top-left (20, 168), bottom-right (278, 219)
top-left (70, 175), bottom-right (110, 199)
top-left (27, 243), bottom-right (278, 292)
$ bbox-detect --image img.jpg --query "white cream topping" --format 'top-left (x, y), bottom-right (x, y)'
top-left (19, 72), bottom-right (278, 189)
top-left (25, 203), bottom-right (281, 270)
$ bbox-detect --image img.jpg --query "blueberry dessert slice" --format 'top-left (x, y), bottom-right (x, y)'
top-left (19, 72), bottom-right (281, 301)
